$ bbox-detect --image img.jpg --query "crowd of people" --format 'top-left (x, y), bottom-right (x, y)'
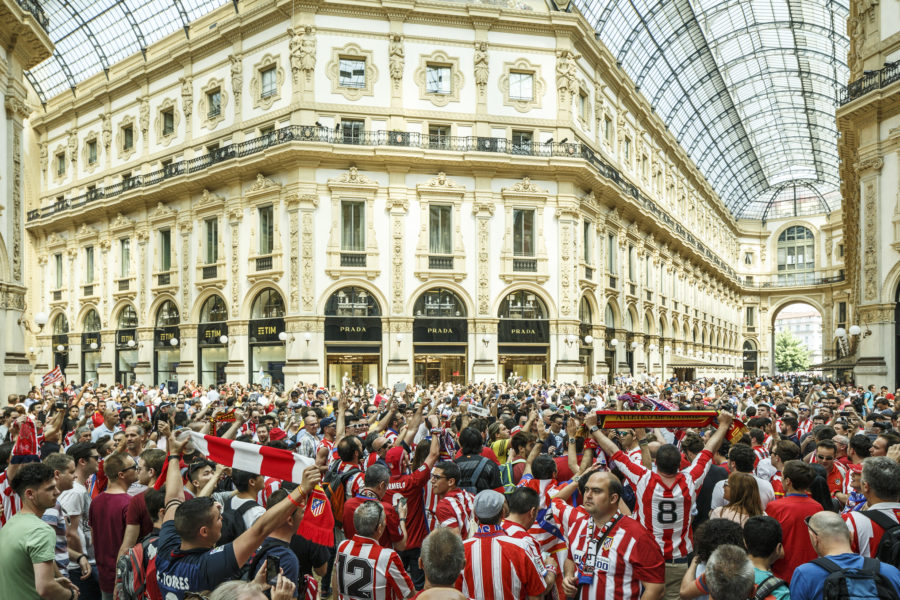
top-left (1, 375), bottom-right (900, 600)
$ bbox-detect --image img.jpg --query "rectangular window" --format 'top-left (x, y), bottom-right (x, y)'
top-left (258, 206), bottom-right (274, 255)
top-left (838, 301), bottom-right (847, 326)
top-left (207, 89), bottom-right (221, 118)
top-left (579, 92), bottom-right (587, 120)
top-left (205, 218), bottom-right (218, 264)
top-left (745, 306), bottom-right (755, 328)
top-left (513, 209), bottom-right (535, 257)
top-left (428, 125), bottom-right (450, 149)
top-left (641, 156), bottom-right (648, 179)
top-left (342, 119), bottom-right (364, 144)
top-left (87, 140), bottom-right (97, 165)
top-left (341, 201), bottom-right (364, 252)
top-left (123, 125), bottom-right (134, 151)
top-left (511, 130), bottom-right (533, 154)
top-left (120, 238), bottom-right (130, 279)
top-left (160, 229), bottom-right (171, 271)
top-left (429, 204), bottom-right (452, 255)
top-left (604, 117), bottom-right (613, 144)
top-left (608, 235), bottom-right (617, 273)
top-left (85, 246), bottom-right (94, 284)
top-left (645, 256), bottom-right (650, 288)
top-left (426, 65), bottom-right (451, 94)
top-left (623, 137), bottom-right (631, 162)
top-left (54, 253), bottom-right (63, 289)
top-left (261, 67), bottom-right (277, 98)
top-left (744, 252), bottom-right (753, 265)
top-left (509, 72), bottom-right (533, 101)
top-left (838, 243), bottom-right (844, 257)
top-left (339, 58), bottom-right (366, 88)
top-left (628, 245), bottom-right (635, 280)
top-left (162, 109), bottom-right (175, 136)
top-left (56, 153), bottom-right (65, 176)
top-left (583, 221), bottom-right (592, 264)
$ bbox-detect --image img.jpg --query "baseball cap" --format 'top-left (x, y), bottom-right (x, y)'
top-left (385, 447), bottom-right (406, 477)
top-left (473, 490), bottom-right (505, 521)
top-left (320, 416), bottom-right (336, 432)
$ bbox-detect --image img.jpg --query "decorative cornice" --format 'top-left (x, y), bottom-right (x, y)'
top-left (502, 177), bottom-right (546, 194)
top-left (328, 166), bottom-right (375, 186)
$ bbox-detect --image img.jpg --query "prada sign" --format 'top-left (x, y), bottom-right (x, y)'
top-left (154, 326), bottom-right (179, 348)
top-left (249, 318), bottom-right (285, 343)
top-left (116, 328), bottom-right (136, 348)
top-left (199, 323), bottom-right (228, 345)
top-left (498, 319), bottom-right (549, 344)
top-left (413, 318), bottom-right (467, 343)
top-left (325, 317), bottom-right (382, 342)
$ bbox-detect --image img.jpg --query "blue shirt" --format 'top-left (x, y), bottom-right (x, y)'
top-left (155, 520), bottom-right (240, 599)
top-left (250, 538), bottom-right (300, 598)
top-left (790, 553), bottom-right (900, 600)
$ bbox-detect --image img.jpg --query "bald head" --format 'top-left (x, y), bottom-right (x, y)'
top-left (808, 511), bottom-right (851, 544)
top-left (104, 409), bottom-right (119, 426)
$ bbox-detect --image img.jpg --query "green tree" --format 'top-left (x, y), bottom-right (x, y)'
top-left (774, 329), bottom-right (810, 372)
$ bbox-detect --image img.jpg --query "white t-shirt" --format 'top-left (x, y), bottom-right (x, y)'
top-left (58, 480), bottom-right (96, 567)
top-left (710, 474), bottom-right (775, 510)
top-left (229, 496), bottom-right (266, 530)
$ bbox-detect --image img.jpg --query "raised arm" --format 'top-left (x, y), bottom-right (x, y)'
top-left (702, 411), bottom-right (734, 455)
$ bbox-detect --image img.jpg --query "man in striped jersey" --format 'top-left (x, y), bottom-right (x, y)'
top-left (555, 469), bottom-right (665, 600)
top-left (414, 528), bottom-right (469, 600)
top-left (503, 486), bottom-right (558, 592)
top-left (583, 409), bottom-right (732, 600)
top-left (457, 490), bottom-right (546, 600)
top-left (334, 500), bottom-right (414, 600)
top-left (430, 461), bottom-right (475, 538)
top-left (843, 456), bottom-right (900, 557)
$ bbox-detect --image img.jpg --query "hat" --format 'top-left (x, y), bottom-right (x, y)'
top-left (320, 416), bottom-right (336, 432)
top-left (187, 459), bottom-right (215, 479)
top-left (385, 447), bottom-right (406, 476)
top-left (269, 427), bottom-right (287, 441)
top-left (473, 490), bottom-right (506, 521)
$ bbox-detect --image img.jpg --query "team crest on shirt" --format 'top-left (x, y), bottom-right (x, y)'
top-left (602, 538), bottom-right (614, 551)
top-left (310, 498), bottom-right (325, 517)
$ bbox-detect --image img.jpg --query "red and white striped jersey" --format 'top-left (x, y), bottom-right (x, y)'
top-left (626, 447), bottom-right (643, 465)
top-left (318, 438), bottom-right (336, 463)
top-left (517, 475), bottom-right (569, 557)
top-left (752, 445), bottom-right (769, 465)
top-left (302, 574), bottom-right (318, 600)
top-left (771, 472), bottom-right (784, 497)
top-left (552, 501), bottom-right (665, 600)
top-left (335, 534), bottom-right (414, 600)
top-left (611, 448), bottom-right (713, 560)
top-left (424, 479), bottom-right (440, 532)
top-left (435, 488), bottom-right (475, 538)
top-left (797, 419), bottom-right (813, 437)
top-left (844, 504), bottom-right (900, 557)
top-left (0, 470), bottom-right (21, 529)
top-left (502, 519), bottom-right (546, 567)
top-left (257, 476), bottom-right (281, 507)
top-left (456, 525), bottom-right (546, 600)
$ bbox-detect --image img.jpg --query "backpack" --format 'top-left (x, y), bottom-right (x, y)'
top-left (323, 461), bottom-right (361, 527)
top-left (500, 459), bottom-right (525, 494)
top-left (218, 496), bottom-right (258, 545)
top-left (812, 556), bottom-right (900, 600)
top-left (114, 534), bottom-right (161, 600)
top-left (863, 510), bottom-right (900, 568)
top-left (458, 457), bottom-right (490, 495)
top-left (753, 574), bottom-right (787, 600)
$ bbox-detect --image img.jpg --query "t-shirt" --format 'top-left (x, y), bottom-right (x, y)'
top-left (89, 491), bottom-right (132, 593)
top-left (343, 493), bottom-right (403, 548)
top-left (790, 553), bottom-right (900, 600)
top-left (126, 490), bottom-right (153, 540)
top-left (41, 501), bottom-right (70, 570)
top-left (0, 513), bottom-right (56, 599)
top-left (765, 494), bottom-right (822, 582)
top-left (289, 533), bottom-right (330, 578)
top-left (250, 538), bottom-right (300, 598)
top-left (155, 519), bottom-right (240, 600)
top-left (58, 480), bottom-right (96, 567)
top-left (385, 464), bottom-right (432, 549)
top-left (229, 496), bottom-right (266, 530)
top-left (754, 567), bottom-right (790, 600)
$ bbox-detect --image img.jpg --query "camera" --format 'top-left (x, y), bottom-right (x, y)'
top-left (54, 401), bottom-right (67, 410)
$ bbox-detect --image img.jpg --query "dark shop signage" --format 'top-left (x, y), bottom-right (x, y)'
top-left (498, 319), bottom-right (549, 344)
top-left (413, 318), bottom-right (467, 344)
top-left (198, 323), bottom-right (228, 344)
top-left (325, 317), bottom-right (382, 342)
top-left (116, 328), bottom-right (137, 348)
top-left (154, 326), bottom-right (179, 348)
top-left (249, 318), bottom-right (285, 343)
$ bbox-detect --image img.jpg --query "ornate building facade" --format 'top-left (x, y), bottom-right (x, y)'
top-left (15, 0), bottom-right (848, 391)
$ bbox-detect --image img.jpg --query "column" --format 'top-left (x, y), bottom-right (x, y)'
top-left (472, 188), bottom-right (496, 380)
top-left (177, 324), bottom-right (198, 384)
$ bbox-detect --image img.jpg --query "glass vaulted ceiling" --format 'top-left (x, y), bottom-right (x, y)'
top-left (24, 0), bottom-right (229, 105)
top-left (573, 0), bottom-right (849, 220)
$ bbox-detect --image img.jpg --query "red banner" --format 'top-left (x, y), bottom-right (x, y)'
top-left (596, 410), bottom-right (748, 442)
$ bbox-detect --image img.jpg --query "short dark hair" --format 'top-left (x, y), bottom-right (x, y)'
top-left (817, 439), bottom-right (837, 453)
top-left (749, 428), bottom-right (766, 445)
top-left (231, 468), bottom-right (261, 492)
top-left (694, 517), bottom-right (745, 562)
top-left (43, 452), bottom-right (74, 474)
top-left (11, 462), bottom-right (55, 496)
top-left (783, 460), bottom-right (815, 491)
top-left (744, 515), bottom-right (782, 558)
top-left (850, 434), bottom-right (872, 458)
top-left (729, 444), bottom-right (756, 473)
top-left (174, 496), bottom-right (217, 540)
top-left (508, 486), bottom-right (540, 515)
top-left (680, 433), bottom-right (704, 455)
top-left (510, 432), bottom-right (534, 454)
top-left (781, 416), bottom-right (799, 433)
top-left (773, 440), bottom-right (801, 463)
top-left (656, 444), bottom-right (682, 475)
top-left (140, 448), bottom-right (166, 477)
top-left (434, 461), bottom-right (461, 487)
top-left (145, 488), bottom-right (166, 519)
top-left (66, 441), bottom-right (96, 465)
top-left (532, 455), bottom-right (557, 480)
top-left (458, 428), bottom-right (483, 456)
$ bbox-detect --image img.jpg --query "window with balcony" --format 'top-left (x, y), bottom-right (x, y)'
top-left (745, 306), bottom-right (755, 328)
top-left (608, 234), bottom-right (617, 274)
top-left (777, 225), bottom-right (815, 283)
top-left (339, 58), bottom-right (366, 88)
top-left (54, 253), bottom-right (63, 289)
top-left (429, 204), bottom-right (452, 257)
top-left (123, 125), bottom-right (134, 151)
top-left (85, 246), bottom-right (94, 284)
top-left (511, 130), bottom-right (533, 155)
top-left (509, 71), bottom-right (534, 101)
top-left (838, 301), bottom-right (847, 328)
top-left (429, 125), bottom-right (450, 149)
top-left (513, 209), bottom-right (535, 257)
top-left (583, 220), bottom-right (592, 264)
top-left (258, 206), bottom-right (274, 255)
top-left (159, 229), bottom-right (171, 271)
top-left (162, 108), bottom-right (175, 135)
top-left (342, 119), bottom-right (364, 144)
top-left (56, 152), bottom-right (65, 176)
top-left (120, 238), bottom-right (130, 279)
top-left (207, 89), bottom-right (222, 118)
top-left (205, 218), bottom-right (218, 264)
top-left (426, 64), bottom-right (451, 94)
top-left (623, 137), bottom-right (631, 163)
top-left (87, 140), bottom-right (97, 165)
top-left (341, 201), bottom-right (364, 253)
top-left (604, 116), bottom-right (613, 145)
top-left (260, 66), bottom-right (277, 98)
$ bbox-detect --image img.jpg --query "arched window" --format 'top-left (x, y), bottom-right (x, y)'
top-left (326, 287), bottom-right (381, 317)
top-left (777, 226), bottom-right (815, 281)
top-left (53, 314), bottom-right (69, 335)
top-left (605, 305), bottom-right (616, 329)
top-left (117, 305), bottom-right (138, 329)
top-left (156, 301), bottom-right (180, 327)
top-left (498, 290), bottom-right (547, 319)
top-left (624, 311), bottom-right (634, 332)
top-left (743, 340), bottom-right (756, 351)
top-left (579, 298), bottom-right (592, 324)
top-left (414, 289), bottom-right (466, 318)
top-left (83, 310), bottom-right (101, 332)
top-left (251, 289), bottom-right (285, 319)
top-left (200, 295), bottom-right (228, 322)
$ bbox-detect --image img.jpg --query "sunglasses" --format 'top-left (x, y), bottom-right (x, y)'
top-left (804, 515), bottom-right (819, 536)
top-left (816, 455), bottom-right (834, 461)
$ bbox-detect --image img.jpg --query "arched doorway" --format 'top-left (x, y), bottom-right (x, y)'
top-left (115, 305), bottom-right (139, 385)
top-left (772, 302), bottom-right (823, 374)
top-left (249, 289), bottom-right (286, 388)
top-left (81, 310), bottom-right (102, 383)
top-left (497, 290), bottom-right (549, 381)
top-left (154, 300), bottom-right (180, 389)
top-left (413, 288), bottom-right (467, 386)
top-left (742, 340), bottom-right (758, 376)
top-left (52, 314), bottom-right (69, 378)
top-left (605, 304), bottom-right (617, 377)
top-left (579, 297), bottom-right (593, 382)
top-left (624, 310), bottom-right (635, 375)
top-left (198, 295), bottom-right (228, 386)
top-left (324, 286), bottom-right (383, 388)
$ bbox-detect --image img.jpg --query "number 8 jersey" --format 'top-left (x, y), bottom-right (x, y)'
top-left (610, 448), bottom-right (713, 561)
top-left (335, 534), bottom-right (415, 600)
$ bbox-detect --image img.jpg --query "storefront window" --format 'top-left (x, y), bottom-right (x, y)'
top-left (198, 295), bottom-right (228, 387)
top-left (325, 286), bottom-right (383, 388)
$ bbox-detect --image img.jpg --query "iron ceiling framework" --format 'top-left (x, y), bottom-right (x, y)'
top-left (573, 0), bottom-right (849, 220)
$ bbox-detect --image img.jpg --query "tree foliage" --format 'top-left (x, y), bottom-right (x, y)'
top-left (774, 329), bottom-right (810, 372)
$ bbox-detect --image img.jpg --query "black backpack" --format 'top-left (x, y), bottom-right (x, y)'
top-left (863, 510), bottom-right (900, 569)
top-left (812, 557), bottom-right (900, 600)
top-left (457, 457), bottom-right (490, 495)
top-left (219, 496), bottom-right (258, 545)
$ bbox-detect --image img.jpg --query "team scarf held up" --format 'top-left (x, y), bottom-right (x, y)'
top-left (596, 409), bottom-right (748, 442)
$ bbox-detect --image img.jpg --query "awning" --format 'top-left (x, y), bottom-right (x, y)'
top-left (808, 355), bottom-right (857, 370)
top-left (668, 356), bottom-right (731, 369)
